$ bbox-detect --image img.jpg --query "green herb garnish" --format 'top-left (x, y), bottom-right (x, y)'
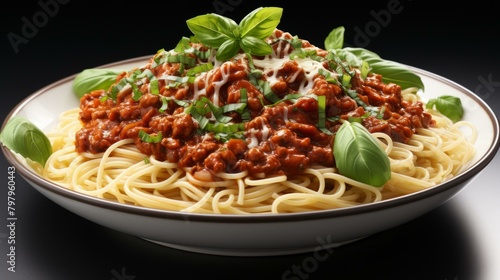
top-left (186, 7), bottom-right (283, 62)
top-left (324, 26), bottom-right (425, 91)
top-left (426, 95), bottom-right (464, 122)
top-left (138, 130), bottom-right (163, 143)
top-left (72, 68), bottom-right (123, 98)
top-left (333, 121), bottom-right (391, 187)
top-left (0, 116), bottom-right (52, 167)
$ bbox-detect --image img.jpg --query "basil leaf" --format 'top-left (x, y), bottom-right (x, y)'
top-left (186, 7), bottom-right (282, 62)
top-left (426, 95), bottom-right (464, 122)
top-left (0, 115), bottom-right (52, 167)
top-left (324, 26), bottom-right (345, 51)
top-left (323, 27), bottom-right (425, 91)
top-left (333, 121), bottom-right (391, 187)
top-left (186, 13), bottom-right (238, 48)
top-left (216, 39), bottom-right (241, 62)
top-left (240, 36), bottom-right (274, 56)
top-left (73, 68), bottom-right (123, 98)
top-left (340, 47), bottom-right (379, 61)
top-left (239, 7), bottom-right (282, 39)
top-left (343, 47), bottom-right (425, 91)
top-left (369, 59), bottom-right (425, 90)
top-left (336, 47), bottom-right (378, 70)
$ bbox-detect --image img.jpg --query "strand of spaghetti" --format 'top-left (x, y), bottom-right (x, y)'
top-left (286, 175), bottom-right (311, 187)
top-left (401, 87), bottom-right (419, 95)
top-left (304, 168), bottom-right (325, 193)
top-left (212, 188), bottom-right (237, 214)
top-left (454, 142), bottom-right (476, 170)
top-left (430, 111), bottom-right (453, 127)
top-left (310, 167), bottom-right (336, 174)
top-left (72, 147), bottom-right (145, 196)
top-left (360, 188), bottom-right (378, 203)
top-left (185, 171), bottom-right (239, 187)
top-left (338, 188), bottom-right (363, 203)
top-left (454, 121), bottom-right (478, 144)
top-left (387, 172), bottom-right (435, 193)
top-left (152, 169), bottom-right (186, 190)
top-left (123, 182), bottom-right (195, 211)
top-left (391, 139), bottom-right (425, 153)
top-left (73, 157), bottom-right (145, 197)
top-left (434, 126), bottom-right (477, 171)
top-left (280, 176), bottom-right (323, 195)
top-left (271, 173), bottom-right (358, 212)
top-left (125, 163), bottom-right (185, 191)
top-left (414, 166), bottom-right (432, 181)
top-left (149, 156), bottom-right (182, 169)
top-left (411, 130), bottom-right (441, 149)
top-left (175, 179), bottom-right (221, 206)
top-left (43, 146), bottom-right (79, 180)
top-left (78, 151), bottom-right (107, 159)
top-left (180, 185), bottom-right (216, 213)
top-left (139, 181), bottom-right (200, 210)
top-left (387, 147), bottom-right (415, 173)
top-left (244, 175), bottom-right (288, 186)
top-left (325, 172), bottom-right (383, 203)
top-left (212, 189), bottom-right (271, 214)
top-left (321, 172), bottom-right (347, 199)
top-left (96, 138), bottom-right (135, 190)
top-left (110, 146), bottom-right (149, 162)
top-left (238, 184), bottom-right (289, 205)
top-left (72, 158), bottom-right (106, 195)
top-left (271, 192), bottom-right (357, 213)
top-left (178, 180), bottom-right (197, 203)
top-left (372, 132), bottom-right (393, 154)
top-left (417, 141), bottom-right (454, 179)
top-left (375, 133), bottom-right (424, 185)
top-left (274, 173), bottom-right (376, 206)
top-left (215, 170), bottom-right (249, 180)
top-left (237, 178), bottom-right (245, 205)
top-left (125, 164), bottom-right (162, 187)
top-left (147, 156), bottom-right (183, 181)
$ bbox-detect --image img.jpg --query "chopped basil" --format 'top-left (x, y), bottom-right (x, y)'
top-left (317, 95), bottom-right (332, 134)
top-left (184, 97), bottom-right (246, 142)
top-left (138, 130), bottom-right (163, 143)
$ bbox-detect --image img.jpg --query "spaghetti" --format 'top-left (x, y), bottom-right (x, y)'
top-left (39, 28), bottom-right (476, 214)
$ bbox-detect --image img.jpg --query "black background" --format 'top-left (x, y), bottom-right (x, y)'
top-left (1, 0), bottom-right (500, 279)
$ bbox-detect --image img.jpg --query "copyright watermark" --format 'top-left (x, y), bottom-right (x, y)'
top-left (348, 0), bottom-right (410, 48)
top-left (281, 235), bottom-right (336, 279)
top-left (110, 267), bottom-right (135, 280)
top-left (4, 166), bottom-right (17, 273)
top-left (6, 0), bottom-right (71, 54)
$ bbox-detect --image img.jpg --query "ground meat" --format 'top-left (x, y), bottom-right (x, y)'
top-left (75, 29), bottom-right (434, 178)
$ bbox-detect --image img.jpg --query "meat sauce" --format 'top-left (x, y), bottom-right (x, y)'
top-left (75, 29), bottom-right (434, 178)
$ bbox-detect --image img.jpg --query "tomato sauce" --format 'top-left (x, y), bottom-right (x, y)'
top-left (75, 29), bottom-right (434, 177)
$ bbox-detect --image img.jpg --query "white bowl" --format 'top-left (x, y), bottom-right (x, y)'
top-left (2, 56), bottom-right (499, 256)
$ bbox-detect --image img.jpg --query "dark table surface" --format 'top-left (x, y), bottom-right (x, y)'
top-left (1, 1), bottom-right (499, 279)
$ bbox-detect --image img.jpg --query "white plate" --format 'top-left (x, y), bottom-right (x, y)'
top-left (2, 56), bottom-right (499, 256)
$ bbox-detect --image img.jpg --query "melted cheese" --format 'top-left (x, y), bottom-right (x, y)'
top-left (252, 46), bottom-right (331, 96)
top-left (247, 117), bottom-right (270, 149)
top-left (247, 128), bottom-right (259, 148)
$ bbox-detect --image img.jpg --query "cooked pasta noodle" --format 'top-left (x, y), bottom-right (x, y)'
top-left (40, 97), bottom-right (477, 214)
